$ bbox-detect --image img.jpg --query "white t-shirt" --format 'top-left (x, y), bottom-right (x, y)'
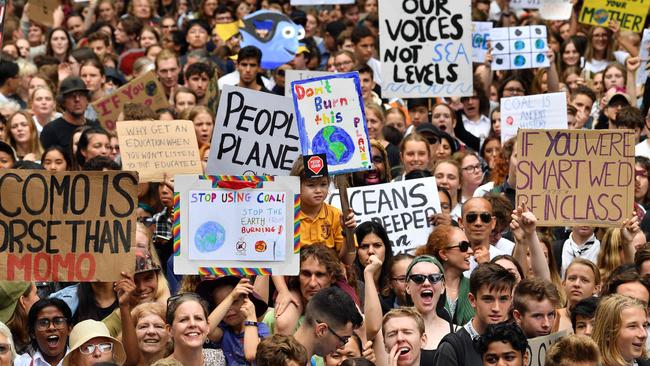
top-left (560, 233), bottom-right (600, 278)
top-left (636, 140), bottom-right (650, 159)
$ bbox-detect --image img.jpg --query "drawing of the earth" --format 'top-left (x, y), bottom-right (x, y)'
top-left (194, 221), bottom-right (225, 252)
top-left (312, 126), bottom-right (354, 165)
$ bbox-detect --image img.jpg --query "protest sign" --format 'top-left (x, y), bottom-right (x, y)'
top-left (516, 129), bottom-right (635, 227)
top-left (379, 0), bottom-right (473, 98)
top-left (291, 72), bottom-right (372, 175)
top-left (92, 71), bottom-right (169, 132)
top-left (26, 0), bottom-right (58, 27)
top-left (540, 0), bottom-right (573, 20)
top-left (637, 29), bottom-right (650, 86)
top-left (0, 2), bottom-right (6, 48)
top-left (0, 170), bottom-right (138, 281)
top-left (174, 175), bottom-right (300, 276)
top-left (327, 178), bottom-right (441, 254)
top-left (500, 92), bottom-right (568, 143)
top-left (472, 22), bottom-right (493, 63)
top-left (206, 85), bottom-right (300, 176)
top-left (291, 0), bottom-right (354, 4)
top-left (490, 26), bottom-right (549, 71)
top-left (511, 0), bottom-right (541, 8)
top-left (580, 0), bottom-right (649, 32)
top-left (116, 120), bottom-right (202, 182)
top-left (285, 70), bottom-right (333, 97)
top-left (526, 331), bottom-right (567, 366)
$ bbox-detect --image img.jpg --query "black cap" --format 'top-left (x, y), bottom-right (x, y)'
top-left (59, 76), bottom-right (89, 96)
top-left (196, 276), bottom-right (268, 318)
top-left (0, 59), bottom-right (19, 84)
top-left (325, 21), bottom-right (346, 39)
top-left (408, 98), bottom-right (431, 109)
top-left (416, 123), bottom-right (442, 138)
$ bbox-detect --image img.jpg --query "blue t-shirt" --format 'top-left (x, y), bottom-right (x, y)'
top-left (217, 322), bottom-right (270, 366)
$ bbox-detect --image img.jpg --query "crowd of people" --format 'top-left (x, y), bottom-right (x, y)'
top-left (1, 0), bottom-right (650, 365)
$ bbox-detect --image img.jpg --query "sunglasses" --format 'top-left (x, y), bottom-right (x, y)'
top-left (318, 319), bottom-right (350, 349)
top-left (465, 212), bottom-right (492, 224)
top-left (408, 273), bottom-right (444, 285)
top-left (446, 240), bottom-right (471, 252)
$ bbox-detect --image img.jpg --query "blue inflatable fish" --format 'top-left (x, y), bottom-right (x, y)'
top-left (240, 10), bottom-right (305, 70)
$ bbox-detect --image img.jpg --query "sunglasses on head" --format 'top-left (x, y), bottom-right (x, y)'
top-left (446, 240), bottom-right (470, 252)
top-left (465, 212), bottom-right (492, 224)
top-left (408, 273), bottom-right (444, 285)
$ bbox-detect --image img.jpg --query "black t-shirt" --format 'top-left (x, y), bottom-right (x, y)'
top-left (40, 117), bottom-right (99, 153)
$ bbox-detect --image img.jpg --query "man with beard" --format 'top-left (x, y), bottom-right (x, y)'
top-left (40, 77), bottom-right (99, 152)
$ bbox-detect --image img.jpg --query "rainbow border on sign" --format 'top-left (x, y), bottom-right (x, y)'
top-left (200, 175), bottom-right (274, 187)
top-left (294, 194), bottom-right (300, 253)
top-left (198, 267), bottom-right (273, 276)
top-left (172, 192), bottom-right (181, 256)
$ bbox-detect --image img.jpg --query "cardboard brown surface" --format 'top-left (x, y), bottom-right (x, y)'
top-left (0, 170), bottom-right (138, 281)
top-left (92, 71), bottom-right (169, 132)
top-left (26, 0), bottom-right (57, 27)
top-left (117, 120), bottom-right (203, 182)
top-left (516, 129), bottom-right (635, 227)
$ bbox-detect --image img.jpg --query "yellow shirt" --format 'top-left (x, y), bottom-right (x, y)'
top-left (297, 203), bottom-right (344, 252)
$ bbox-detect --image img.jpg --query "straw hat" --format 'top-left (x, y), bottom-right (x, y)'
top-left (62, 320), bottom-right (126, 366)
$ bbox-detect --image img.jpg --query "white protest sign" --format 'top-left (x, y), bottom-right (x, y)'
top-left (291, 0), bottom-right (353, 4)
top-left (472, 22), bottom-right (493, 63)
top-left (291, 72), bottom-right (372, 175)
top-left (379, 0), bottom-right (473, 97)
top-left (526, 331), bottom-right (567, 366)
top-left (637, 29), bottom-right (650, 86)
top-left (285, 70), bottom-right (333, 97)
top-left (511, 0), bottom-right (541, 8)
top-left (327, 177), bottom-right (441, 254)
top-left (540, 0), bottom-right (573, 20)
top-left (206, 85), bottom-right (300, 176)
top-left (500, 92), bottom-right (568, 143)
top-left (490, 26), bottom-right (549, 71)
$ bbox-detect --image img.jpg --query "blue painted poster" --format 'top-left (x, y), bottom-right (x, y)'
top-left (291, 72), bottom-right (372, 175)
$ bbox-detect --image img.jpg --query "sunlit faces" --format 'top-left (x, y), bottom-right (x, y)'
top-left (563, 263), bottom-right (600, 305)
top-left (439, 227), bottom-right (473, 272)
top-left (80, 64), bottom-right (104, 93)
top-left (470, 285), bottom-right (512, 327)
top-left (433, 162), bottom-right (460, 196)
top-left (514, 298), bottom-right (556, 338)
top-left (168, 301), bottom-right (209, 349)
top-left (0, 332), bottom-right (11, 366)
top-left (482, 139), bottom-right (501, 167)
top-left (72, 337), bottom-right (115, 366)
top-left (212, 285), bottom-right (246, 327)
top-left (187, 73), bottom-right (209, 99)
top-left (10, 113), bottom-right (31, 144)
top-left (635, 163), bottom-right (649, 202)
top-left (300, 176), bottom-right (329, 208)
top-left (140, 29), bottom-right (159, 48)
top-left (390, 259), bottom-right (411, 304)
top-left (98, 1), bottom-right (116, 23)
top-left (156, 58), bottom-right (180, 90)
top-left (603, 66), bottom-right (625, 91)
top-left (175, 92), bottom-right (197, 114)
top-left (50, 29), bottom-right (69, 58)
top-left (491, 110), bottom-right (501, 137)
top-left (358, 232), bottom-right (386, 266)
top-left (355, 36), bottom-right (375, 63)
top-left (365, 108), bottom-right (383, 140)
top-left (133, 270), bottom-right (158, 305)
top-left (192, 112), bottom-right (214, 146)
top-left (33, 306), bottom-right (71, 362)
top-left (431, 104), bottom-right (454, 133)
top-left (42, 149), bottom-right (68, 172)
top-left (460, 198), bottom-right (495, 245)
top-left (562, 42), bottom-right (580, 66)
top-left (385, 110), bottom-right (406, 134)
top-left (81, 133), bottom-right (111, 161)
top-left (0, 152), bottom-right (13, 169)
top-left (574, 314), bottom-right (595, 336)
top-left (461, 155), bottom-right (482, 188)
top-left (494, 258), bottom-right (521, 284)
top-left (406, 262), bottom-right (443, 313)
top-left (401, 140), bottom-right (430, 174)
top-left (237, 58), bottom-right (260, 86)
top-left (571, 94), bottom-right (594, 129)
top-left (186, 24), bottom-right (209, 49)
top-left (616, 307), bottom-right (649, 363)
top-left (334, 53), bottom-right (355, 73)
top-left (324, 335), bottom-right (361, 366)
top-left (135, 313), bottom-right (170, 355)
top-left (591, 27), bottom-right (609, 52)
top-left (132, 0), bottom-right (152, 19)
top-left (299, 257), bottom-right (334, 301)
top-left (616, 281), bottom-right (650, 305)
top-left (482, 340), bottom-right (528, 366)
top-left (435, 138), bottom-right (453, 161)
top-left (383, 316), bottom-right (426, 366)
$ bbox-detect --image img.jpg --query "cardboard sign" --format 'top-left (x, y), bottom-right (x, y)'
top-left (490, 26), bottom-right (549, 70)
top-left (500, 92), bottom-right (568, 143)
top-left (291, 0), bottom-right (354, 4)
top-left (579, 0), bottom-right (649, 32)
top-left (284, 70), bottom-right (333, 97)
top-left (526, 331), bottom-right (567, 366)
top-left (205, 72), bottom-right (219, 116)
top-left (511, 0), bottom-right (540, 8)
top-left (472, 22), bottom-right (493, 63)
top-left (92, 71), bottom-right (169, 132)
top-left (291, 72), bottom-right (372, 175)
top-left (304, 154), bottom-right (328, 178)
top-left (174, 175), bottom-right (300, 276)
top-left (116, 120), bottom-right (202, 182)
top-left (26, 0), bottom-right (58, 27)
top-left (516, 129), bottom-right (635, 227)
top-left (0, 170), bottom-right (137, 281)
top-left (206, 85), bottom-right (300, 176)
top-left (327, 177), bottom-right (441, 254)
top-left (540, 0), bottom-right (573, 20)
top-left (379, 0), bottom-right (473, 98)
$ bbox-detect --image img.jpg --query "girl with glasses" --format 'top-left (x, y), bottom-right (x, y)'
top-left (433, 159), bottom-right (463, 220)
top-left (453, 151), bottom-right (484, 203)
top-left (16, 298), bottom-right (72, 366)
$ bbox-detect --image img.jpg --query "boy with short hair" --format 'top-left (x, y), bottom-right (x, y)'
top-left (256, 334), bottom-right (307, 366)
top-left (544, 334), bottom-right (600, 366)
top-left (570, 296), bottom-right (599, 336)
top-left (476, 322), bottom-right (529, 366)
top-left (512, 278), bottom-right (560, 338)
top-left (382, 307), bottom-right (427, 366)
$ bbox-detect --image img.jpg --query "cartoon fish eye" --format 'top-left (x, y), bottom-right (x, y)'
top-left (282, 26), bottom-right (296, 39)
top-left (297, 28), bottom-right (305, 39)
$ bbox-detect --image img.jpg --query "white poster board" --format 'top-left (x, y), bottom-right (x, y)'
top-left (540, 0), bottom-right (573, 20)
top-left (526, 331), bottom-right (567, 366)
top-left (472, 22), bottom-right (493, 63)
top-left (291, 0), bottom-right (354, 4)
top-left (379, 0), bottom-right (473, 97)
top-left (174, 175), bottom-right (300, 276)
top-left (490, 26), bottom-right (550, 71)
top-left (285, 70), bottom-right (333, 97)
top-left (327, 178), bottom-right (441, 254)
top-left (500, 92), bottom-right (568, 143)
top-left (206, 85), bottom-right (300, 176)
top-left (638, 29), bottom-right (650, 86)
top-left (511, 0), bottom-right (541, 9)
top-left (291, 72), bottom-right (372, 175)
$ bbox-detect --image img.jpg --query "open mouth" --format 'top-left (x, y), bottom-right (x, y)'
top-left (365, 170), bottom-right (380, 184)
top-left (420, 290), bottom-right (433, 299)
top-left (47, 335), bottom-right (60, 348)
top-left (143, 338), bottom-right (160, 344)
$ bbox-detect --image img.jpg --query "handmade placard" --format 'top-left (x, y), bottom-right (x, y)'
top-left (26, 0), bottom-right (58, 27)
top-left (326, 177), bottom-right (442, 254)
top-left (173, 175), bottom-right (300, 276)
top-left (540, 0), bottom-right (573, 20)
top-left (284, 70), bottom-right (333, 97)
top-left (116, 120), bottom-right (202, 182)
top-left (472, 22), bottom-right (493, 63)
top-left (500, 92), bottom-right (568, 143)
top-left (579, 0), bottom-right (648, 32)
top-left (527, 331), bottom-right (567, 366)
top-left (291, 0), bottom-right (353, 4)
top-left (510, 0), bottom-right (540, 9)
top-left (379, 0), bottom-right (473, 97)
top-left (291, 72), bottom-right (372, 175)
top-left (0, 170), bottom-right (138, 281)
top-left (206, 85), bottom-right (300, 176)
top-left (490, 26), bottom-right (549, 70)
top-left (516, 129), bottom-right (635, 227)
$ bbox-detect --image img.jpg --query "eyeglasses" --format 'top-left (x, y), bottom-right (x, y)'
top-left (465, 212), bottom-right (492, 224)
top-left (0, 344), bottom-right (10, 355)
top-left (391, 276), bottom-right (407, 284)
top-left (462, 164), bottom-right (481, 173)
top-left (372, 155), bottom-right (384, 164)
top-left (36, 317), bottom-right (68, 331)
top-left (446, 240), bottom-right (471, 252)
top-left (408, 273), bottom-right (444, 285)
top-left (318, 320), bottom-right (350, 349)
top-left (79, 342), bottom-right (113, 355)
top-left (636, 169), bottom-right (649, 178)
top-left (334, 60), bottom-right (353, 68)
